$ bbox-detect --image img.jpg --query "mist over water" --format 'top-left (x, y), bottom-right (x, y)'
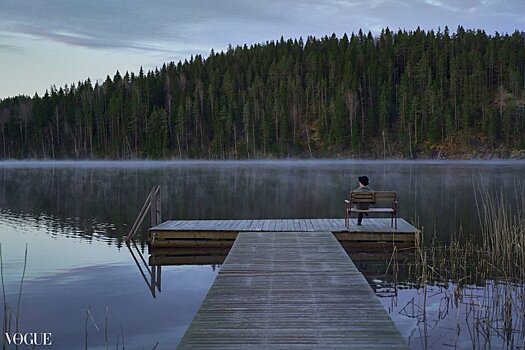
top-left (2, 160), bottom-right (524, 242)
top-left (1, 160), bottom-right (524, 349)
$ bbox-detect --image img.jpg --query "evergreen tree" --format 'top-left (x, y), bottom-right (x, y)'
top-left (1, 27), bottom-right (524, 159)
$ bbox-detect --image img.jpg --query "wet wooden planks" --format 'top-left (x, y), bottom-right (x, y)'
top-left (149, 218), bottom-right (420, 250)
top-left (152, 218), bottom-right (417, 233)
top-left (177, 231), bottom-right (407, 349)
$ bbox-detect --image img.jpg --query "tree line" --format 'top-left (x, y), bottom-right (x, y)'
top-left (1, 26), bottom-right (524, 159)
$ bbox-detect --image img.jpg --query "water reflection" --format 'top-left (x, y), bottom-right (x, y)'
top-left (0, 214), bottom-right (218, 349)
top-left (149, 247), bottom-right (228, 267)
top-left (127, 241), bottom-right (162, 297)
top-left (377, 280), bottom-right (525, 349)
top-left (2, 160), bottom-right (525, 246)
top-left (129, 244), bottom-right (228, 298)
top-left (128, 239), bottom-right (525, 349)
top-left (1, 160), bottom-right (525, 349)
top-left (355, 249), bottom-right (525, 349)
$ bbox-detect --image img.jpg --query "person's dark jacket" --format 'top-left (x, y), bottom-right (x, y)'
top-left (353, 185), bottom-right (373, 210)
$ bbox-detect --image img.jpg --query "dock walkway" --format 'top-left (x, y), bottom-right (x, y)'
top-left (149, 218), bottom-right (419, 251)
top-left (153, 218), bottom-right (417, 233)
top-left (177, 231), bottom-right (408, 349)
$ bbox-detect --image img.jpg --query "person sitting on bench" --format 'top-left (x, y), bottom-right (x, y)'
top-left (354, 175), bottom-right (372, 226)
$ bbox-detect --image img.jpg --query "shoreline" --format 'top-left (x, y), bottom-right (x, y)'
top-left (2, 158), bottom-right (525, 168)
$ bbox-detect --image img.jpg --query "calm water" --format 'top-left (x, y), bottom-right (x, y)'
top-left (1, 160), bottom-right (524, 349)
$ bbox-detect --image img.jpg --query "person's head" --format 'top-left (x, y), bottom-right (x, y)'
top-left (358, 175), bottom-right (369, 187)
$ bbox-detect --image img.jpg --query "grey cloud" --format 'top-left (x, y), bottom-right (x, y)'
top-left (0, 0), bottom-right (523, 57)
top-left (421, 0), bottom-right (525, 16)
top-left (0, 43), bottom-right (24, 53)
top-left (0, 0), bottom-right (185, 51)
top-left (422, 0), bottom-right (482, 12)
top-left (0, 0), bottom-right (290, 52)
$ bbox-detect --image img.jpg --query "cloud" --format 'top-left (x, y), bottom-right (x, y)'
top-left (0, 1), bottom-right (182, 52)
top-left (0, 0), bottom-right (290, 53)
top-left (1, 0), bottom-right (523, 99)
top-left (1, 0), bottom-right (523, 59)
top-left (421, 0), bottom-right (525, 15)
top-left (0, 43), bottom-right (24, 53)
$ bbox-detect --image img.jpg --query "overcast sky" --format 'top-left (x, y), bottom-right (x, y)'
top-left (0, 0), bottom-right (523, 99)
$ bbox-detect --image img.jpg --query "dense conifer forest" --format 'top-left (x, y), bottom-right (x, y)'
top-left (1, 26), bottom-right (524, 159)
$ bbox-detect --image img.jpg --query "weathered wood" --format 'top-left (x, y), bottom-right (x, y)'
top-left (126, 185), bottom-right (160, 243)
top-left (177, 231), bottom-right (408, 349)
top-left (340, 241), bottom-right (417, 252)
top-left (152, 231), bottom-right (239, 239)
top-left (150, 239), bottom-right (235, 248)
top-left (150, 255), bottom-right (226, 265)
top-left (149, 218), bottom-right (420, 251)
top-left (334, 232), bottom-right (416, 242)
top-left (149, 247), bottom-right (230, 257)
top-left (344, 191), bottom-right (398, 229)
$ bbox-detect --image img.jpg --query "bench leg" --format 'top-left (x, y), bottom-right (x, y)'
top-left (345, 209), bottom-right (353, 228)
top-left (391, 215), bottom-right (397, 229)
top-left (391, 214), bottom-right (397, 229)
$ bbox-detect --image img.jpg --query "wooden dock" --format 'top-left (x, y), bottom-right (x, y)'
top-left (177, 231), bottom-right (408, 349)
top-left (149, 218), bottom-right (419, 251)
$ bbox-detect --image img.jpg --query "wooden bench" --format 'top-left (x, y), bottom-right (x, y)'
top-left (344, 191), bottom-right (398, 228)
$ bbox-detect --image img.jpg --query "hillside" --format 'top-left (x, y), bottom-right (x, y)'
top-left (1, 26), bottom-right (524, 159)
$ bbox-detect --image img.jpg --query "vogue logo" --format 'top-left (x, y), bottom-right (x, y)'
top-left (4, 333), bottom-right (52, 346)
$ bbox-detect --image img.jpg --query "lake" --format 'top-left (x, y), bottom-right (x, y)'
top-left (1, 160), bottom-right (524, 349)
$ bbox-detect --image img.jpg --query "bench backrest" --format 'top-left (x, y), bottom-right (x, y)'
top-left (350, 192), bottom-right (375, 203)
top-left (350, 191), bottom-right (396, 205)
top-left (373, 191), bottom-right (396, 203)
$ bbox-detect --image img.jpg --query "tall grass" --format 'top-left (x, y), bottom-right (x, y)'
top-left (416, 179), bottom-right (525, 284)
top-left (394, 180), bottom-right (525, 349)
top-left (1, 244), bottom-right (27, 350)
top-left (474, 179), bottom-right (525, 283)
top-left (1, 246), bottom-right (160, 349)
top-left (1, 244), bottom-right (8, 350)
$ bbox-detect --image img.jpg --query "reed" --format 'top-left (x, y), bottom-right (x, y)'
top-left (397, 180), bottom-right (525, 348)
top-left (15, 245), bottom-right (28, 336)
top-left (1, 244), bottom-right (29, 350)
top-left (83, 307), bottom-right (160, 350)
top-left (1, 244), bottom-right (8, 350)
top-left (475, 179), bottom-right (525, 282)
top-left (1, 247), bottom-right (159, 349)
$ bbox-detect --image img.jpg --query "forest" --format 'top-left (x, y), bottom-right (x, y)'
top-left (1, 26), bottom-right (524, 159)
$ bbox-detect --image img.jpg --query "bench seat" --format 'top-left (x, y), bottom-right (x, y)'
top-left (350, 208), bottom-right (395, 213)
top-left (344, 191), bottom-right (397, 228)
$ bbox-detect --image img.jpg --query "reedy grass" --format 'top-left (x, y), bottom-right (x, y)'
top-left (1, 244), bottom-right (28, 350)
top-left (392, 179), bottom-right (525, 349)
top-left (1, 246), bottom-right (159, 350)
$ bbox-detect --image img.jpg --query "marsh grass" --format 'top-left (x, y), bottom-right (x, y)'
top-left (1, 245), bottom-right (159, 350)
top-left (1, 244), bottom-right (8, 350)
top-left (392, 180), bottom-right (525, 349)
top-left (1, 244), bottom-right (28, 350)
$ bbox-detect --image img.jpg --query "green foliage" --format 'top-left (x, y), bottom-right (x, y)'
top-left (1, 27), bottom-right (524, 159)
top-left (145, 108), bottom-right (168, 158)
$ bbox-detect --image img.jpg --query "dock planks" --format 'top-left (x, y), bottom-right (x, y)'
top-left (149, 218), bottom-right (420, 250)
top-left (151, 218), bottom-right (417, 233)
top-left (177, 231), bottom-right (408, 349)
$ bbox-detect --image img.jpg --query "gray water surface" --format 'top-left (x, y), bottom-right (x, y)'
top-left (1, 160), bottom-right (524, 349)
